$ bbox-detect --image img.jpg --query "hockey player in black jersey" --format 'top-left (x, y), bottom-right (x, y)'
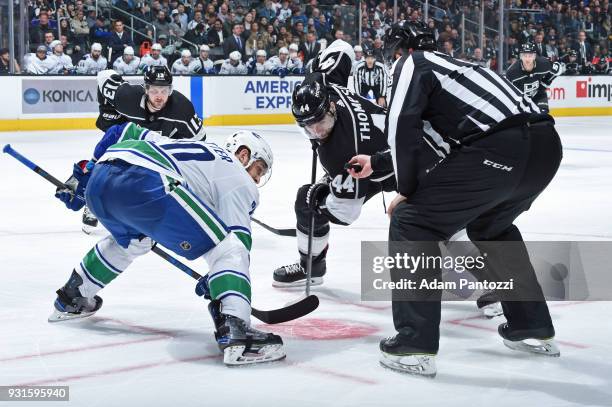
top-left (272, 40), bottom-right (399, 288)
top-left (83, 65), bottom-right (206, 231)
top-left (505, 42), bottom-right (564, 113)
top-left (349, 21), bottom-right (562, 376)
top-left (353, 49), bottom-right (389, 107)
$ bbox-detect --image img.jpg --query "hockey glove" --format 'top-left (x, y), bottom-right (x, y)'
top-left (55, 160), bottom-right (92, 211)
top-left (195, 274), bottom-right (212, 300)
top-left (306, 182), bottom-right (331, 213)
top-left (97, 70), bottom-right (124, 107)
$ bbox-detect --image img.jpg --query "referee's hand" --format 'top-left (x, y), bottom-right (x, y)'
top-left (347, 155), bottom-right (373, 178)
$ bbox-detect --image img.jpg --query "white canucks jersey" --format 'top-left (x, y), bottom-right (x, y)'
top-left (113, 56), bottom-right (141, 75)
top-left (77, 54), bottom-right (108, 74)
top-left (190, 57), bottom-right (214, 74)
top-left (140, 54), bottom-right (168, 69)
top-left (26, 54), bottom-right (59, 74)
top-left (48, 53), bottom-right (74, 74)
top-left (97, 123), bottom-right (258, 242)
top-left (171, 59), bottom-right (192, 74)
top-left (219, 60), bottom-right (248, 74)
top-left (264, 56), bottom-right (295, 73)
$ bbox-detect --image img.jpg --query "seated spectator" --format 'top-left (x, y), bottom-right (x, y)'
top-left (190, 44), bottom-right (215, 74)
top-left (90, 16), bottom-right (112, 47)
top-left (154, 10), bottom-right (170, 38)
top-left (188, 11), bottom-right (205, 31)
top-left (86, 6), bottom-right (97, 29)
top-left (171, 49), bottom-right (193, 74)
top-left (27, 45), bottom-right (59, 74)
top-left (108, 20), bottom-right (135, 66)
top-left (0, 48), bottom-right (21, 74)
top-left (277, 1), bottom-right (292, 24)
top-left (43, 32), bottom-right (56, 53)
top-left (71, 9), bottom-right (89, 46)
top-left (48, 40), bottom-right (74, 74)
top-left (220, 50), bottom-right (248, 74)
top-left (218, 3), bottom-right (230, 23)
top-left (372, 37), bottom-right (384, 61)
top-left (246, 49), bottom-right (270, 74)
top-left (113, 46), bottom-right (140, 74)
top-left (176, 3), bottom-right (189, 31)
top-left (442, 39), bottom-right (457, 58)
top-left (258, 0), bottom-right (277, 21)
top-left (30, 11), bottom-right (57, 51)
top-left (469, 48), bottom-right (489, 68)
top-left (140, 42), bottom-right (168, 69)
top-left (546, 35), bottom-right (559, 61)
top-left (76, 42), bottom-right (108, 74)
top-left (207, 19), bottom-right (225, 49)
top-left (184, 22), bottom-right (208, 54)
top-left (59, 17), bottom-right (76, 46)
top-left (169, 9), bottom-right (186, 40)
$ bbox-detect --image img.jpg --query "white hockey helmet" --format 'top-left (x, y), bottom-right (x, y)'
top-left (256, 49), bottom-right (267, 57)
top-left (288, 43), bottom-right (299, 52)
top-left (225, 130), bottom-right (274, 184)
top-left (354, 45), bottom-right (363, 52)
top-left (200, 44), bottom-right (210, 52)
top-left (124, 46), bottom-right (135, 55)
top-left (229, 50), bottom-right (242, 61)
top-left (181, 49), bottom-right (192, 58)
top-left (151, 43), bottom-right (163, 51)
top-left (279, 47), bottom-right (289, 55)
top-left (91, 42), bottom-right (102, 52)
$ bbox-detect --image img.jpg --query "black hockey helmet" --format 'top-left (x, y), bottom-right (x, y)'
top-left (144, 65), bottom-right (173, 86)
top-left (382, 20), bottom-right (437, 65)
top-left (291, 80), bottom-right (330, 127)
top-left (519, 42), bottom-right (536, 54)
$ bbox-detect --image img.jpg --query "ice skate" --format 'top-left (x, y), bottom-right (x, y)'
top-left (208, 301), bottom-right (285, 366)
top-left (272, 249), bottom-right (326, 288)
top-left (48, 270), bottom-right (103, 322)
top-left (498, 323), bottom-right (560, 357)
top-left (476, 290), bottom-right (503, 318)
top-left (81, 206), bottom-right (99, 234)
top-left (379, 336), bottom-right (437, 378)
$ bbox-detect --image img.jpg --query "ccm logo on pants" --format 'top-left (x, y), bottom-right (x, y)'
top-left (483, 159), bottom-right (513, 172)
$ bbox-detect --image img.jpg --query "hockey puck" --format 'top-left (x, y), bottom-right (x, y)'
top-left (344, 163), bottom-right (363, 172)
top-left (256, 318), bottom-right (379, 340)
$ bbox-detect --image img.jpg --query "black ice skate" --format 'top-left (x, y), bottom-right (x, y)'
top-left (498, 323), bottom-right (560, 357)
top-left (476, 290), bottom-right (503, 318)
top-left (48, 270), bottom-right (103, 322)
top-left (81, 206), bottom-right (98, 234)
top-left (379, 336), bottom-right (437, 378)
top-left (209, 300), bottom-right (285, 366)
top-left (272, 249), bottom-right (327, 288)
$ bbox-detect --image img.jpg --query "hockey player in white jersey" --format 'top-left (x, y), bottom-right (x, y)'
top-left (48, 40), bottom-right (74, 74)
top-left (264, 47), bottom-right (299, 76)
top-left (246, 49), bottom-right (269, 75)
top-left (26, 45), bottom-right (59, 74)
top-left (171, 49), bottom-right (193, 74)
top-left (76, 43), bottom-right (108, 75)
top-left (139, 43), bottom-right (168, 70)
top-left (112, 46), bottom-right (140, 75)
top-left (190, 44), bottom-right (215, 74)
top-left (51, 122), bottom-right (284, 365)
top-left (288, 43), bottom-right (304, 73)
top-left (219, 51), bottom-right (248, 75)
top-left (352, 44), bottom-right (364, 72)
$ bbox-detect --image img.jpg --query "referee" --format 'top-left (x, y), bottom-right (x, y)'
top-left (349, 21), bottom-right (562, 377)
top-left (353, 49), bottom-right (388, 107)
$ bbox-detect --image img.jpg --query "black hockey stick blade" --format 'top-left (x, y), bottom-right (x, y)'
top-left (251, 295), bottom-right (319, 324)
top-left (251, 217), bottom-right (297, 237)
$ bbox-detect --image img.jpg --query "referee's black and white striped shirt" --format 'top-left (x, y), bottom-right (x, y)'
top-left (386, 50), bottom-right (542, 196)
top-left (353, 60), bottom-right (388, 100)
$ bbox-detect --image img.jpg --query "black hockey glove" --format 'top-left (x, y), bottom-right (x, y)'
top-left (97, 72), bottom-right (124, 107)
top-left (306, 182), bottom-right (330, 213)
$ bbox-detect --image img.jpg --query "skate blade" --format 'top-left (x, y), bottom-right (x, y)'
top-left (503, 338), bottom-right (561, 357)
top-left (223, 344), bottom-right (286, 366)
top-left (272, 277), bottom-right (323, 288)
top-left (48, 309), bottom-right (98, 323)
top-left (481, 302), bottom-right (503, 318)
top-left (379, 352), bottom-right (437, 378)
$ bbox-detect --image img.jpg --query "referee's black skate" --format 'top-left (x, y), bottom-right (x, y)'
top-left (379, 335), bottom-right (437, 378)
top-left (498, 323), bottom-right (560, 357)
top-left (208, 300), bottom-right (285, 366)
top-left (272, 249), bottom-right (327, 287)
top-left (48, 270), bottom-right (103, 322)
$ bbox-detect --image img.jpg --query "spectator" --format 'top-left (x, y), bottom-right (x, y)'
top-left (443, 40), bottom-right (457, 58)
top-left (372, 37), bottom-right (384, 61)
top-left (169, 9), bottom-right (187, 40)
top-left (207, 19), bottom-right (225, 49)
top-left (469, 48), bottom-right (489, 68)
top-left (545, 35), bottom-right (559, 61)
top-left (224, 23), bottom-right (246, 60)
top-left (71, 9), bottom-right (89, 44)
top-left (534, 33), bottom-right (546, 57)
top-left (49, 40), bottom-right (74, 74)
top-left (258, 0), bottom-right (276, 21)
top-left (76, 42), bottom-right (108, 74)
top-left (176, 3), bottom-right (189, 31)
top-left (108, 20), bottom-right (135, 66)
top-left (0, 48), bottom-right (21, 74)
top-left (154, 10), bottom-right (171, 38)
top-left (171, 49), bottom-right (193, 74)
top-left (299, 31), bottom-right (320, 65)
top-left (26, 45), bottom-right (59, 74)
top-left (113, 46), bottom-right (140, 74)
top-left (352, 44), bottom-right (364, 71)
top-left (190, 44), bottom-right (215, 74)
top-left (30, 11), bottom-right (57, 51)
top-left (43, 32), bottom-right (56, 53)
top-left (184, 23), bottom-right (208, 53)
top-left (86, 6), bottom-right (97, 29)
top-left (59, 18), bottom-right (75, 46)
top-left (277, 1), bottom-right (292, 24)
top-left (334, 30), bottom-right (344, 41)
top-left (90, 16), bottom-right (112, 47)
top-left (246, 49), bottom-right (269, 74)
top-left (140, 42), bottom-right (168, 68)
top-left (188, 11), bottom-right (205, 31)
top-left (371, 18), bottom-right (385, 39)
top-left (218, 3), bottom-right (230, 23)
top-left (220, 50), bottom-right (247, 74)
top-left (245, 22), bottom-right (261, 57)
top-left (573, 30), bottom-right (594, 66)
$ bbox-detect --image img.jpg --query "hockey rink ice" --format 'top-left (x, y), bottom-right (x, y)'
top-left (1, 117), bottom-right (611, 406)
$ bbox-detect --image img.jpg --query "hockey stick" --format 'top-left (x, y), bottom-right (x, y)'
top-left (3, 144), bottom-right (319, 324)
top-left (250, 217), bottom-right (296, 237)
top-left (151, 244), bottom-right (319, 324)
top-left (305, 141), bottom-right (318, 297)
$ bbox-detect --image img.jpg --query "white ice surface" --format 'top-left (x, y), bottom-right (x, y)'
top-left (1, 117), bottom-right (611, 406)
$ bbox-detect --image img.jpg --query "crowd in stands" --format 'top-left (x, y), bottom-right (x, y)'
top-left (0, 0), bottom-right (609, 76)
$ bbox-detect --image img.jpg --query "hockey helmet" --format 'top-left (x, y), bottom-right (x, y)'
top-left (144, 65), bottom-right (173, 86)
top-left (225, 130), bottom-right (274, 184)
top-left (230, 50), bottom-right (242, 61)
top-left (124, 46), bottom-right (135, 55)
top-left (291, 80), bottom-right (330, 127)
top-left (364, 48), bottom-right (375, 58)
top-left (382, 20), bottom-right (436, 65)
top-left (519, 42), bottom-right (536, 54)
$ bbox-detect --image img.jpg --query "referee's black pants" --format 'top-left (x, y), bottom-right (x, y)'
top-left (388, 120), bottom-right (562, 353)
